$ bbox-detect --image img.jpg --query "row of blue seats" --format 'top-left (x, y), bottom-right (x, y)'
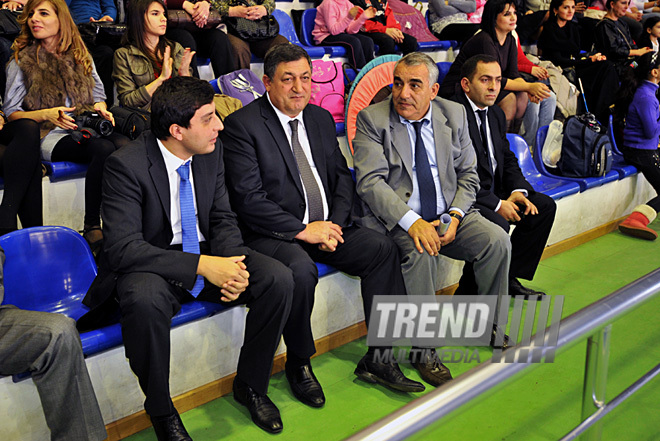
top-left (0, 226), bottom-right (336, 382)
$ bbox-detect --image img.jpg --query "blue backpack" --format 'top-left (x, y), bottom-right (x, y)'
top-left (558, 114), bottom-right (613, 178)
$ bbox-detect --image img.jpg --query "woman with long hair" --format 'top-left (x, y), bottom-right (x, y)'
top-left (113, 0), bottom-right (194, 111)
top-left (538, 0), bottom-right (619, 123)
top-left (4, 0), bottom-right (128, 252)
top-left (439, 0), bottom-right (552, 130)
top-left (614, 51), bottom-right (660, 240)
top-left (638, 15), bottom-right (660, 53)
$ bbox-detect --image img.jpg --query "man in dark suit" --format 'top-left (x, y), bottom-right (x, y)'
top-left (81, 77), bottom-right (294, 439)
top-left (221, 44), bottom-right (430, 405)
top-left (452, 54), bottom-right (556, 299)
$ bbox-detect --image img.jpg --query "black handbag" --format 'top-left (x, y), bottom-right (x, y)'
top-left (0, 10), bottom-right (20, 38)
top-left (78, 22), bottom-right (127, 49)
top-left (224, 1), bottom-right (279, 41)
top-left (110, 106), bottom-right (151, 140)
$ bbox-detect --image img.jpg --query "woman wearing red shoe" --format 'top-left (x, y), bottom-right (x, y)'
top-left (614, 51), bottom-right (660, 240)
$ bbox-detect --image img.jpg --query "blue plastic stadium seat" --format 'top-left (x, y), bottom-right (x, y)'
top-left (436, 61), bottom-right (452, 85)
top-left (271, 9), bottom-right (327, 58)
top-left (43, 161), bottom-right (89, 182)
top-left (301, 9), bottom-right (346, 58)
top-left (607, 115), bottom-right (637, 178)
top-left (0, 226), bottom-right (337, 365)
top-left (506, 134), bottom-right (581, 200)
top-left (534, 125), bottom-right (620, 191)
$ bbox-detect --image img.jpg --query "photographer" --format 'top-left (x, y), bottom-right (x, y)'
top-left (3, 0), bottom-right (129, 254)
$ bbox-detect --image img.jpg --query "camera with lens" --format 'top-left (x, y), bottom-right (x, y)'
top-left (71, 111), bottom-right (114, 142)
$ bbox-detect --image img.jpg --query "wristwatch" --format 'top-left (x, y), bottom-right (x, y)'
top-left (448, 211), bottom-right (463, 224)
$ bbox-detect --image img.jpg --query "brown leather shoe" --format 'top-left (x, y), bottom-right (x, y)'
top-left (409, 348), bottom-right (453, 387)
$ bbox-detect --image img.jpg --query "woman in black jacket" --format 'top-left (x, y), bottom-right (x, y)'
top-left (593, 0), bottom-right (653, 76)
top-left (538, 0), bottom-right (619, 122)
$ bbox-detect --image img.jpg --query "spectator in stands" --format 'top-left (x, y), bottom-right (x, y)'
top-left (163, 0), bottom-right (236, 78)
top-left (614, 52), bottom-right (660, 240)
top-left (4, 0), bottom-right (129, 253)
top-left (510, 0), bottom-right (550, 41)
top-left (428, 0), bottom-right (484, 43)
top-left (451, 54), bottom-right (556, 299)
top-left (594, 0), bottom-right (653, 76)
top-left (208, 0), bottom-right (288, 69)
top-left (0, 246), bottom-right (107, 441)
top-left (353, 52), bottom-right (512, 350)
top-left (538, 0), bottom-right (619, 123)
top-left (349, 0), bottom-right (418, 55)
top-left (113, 0), bottom-right (194, 111)
top-left (513, 33), bottom-right (557, 147)
top-left (64, 0), bottom-right (119, 106)
top-left (222, 44), bottom-right (431, 407)
top-left (0, 109), bottom-right (41, 236)
top-left (312, 0), bottom-right (377, 68)
top-left (82, 76), bottom-right (294, 438)
top-left (638, 15), bottom-right (660, 52)
top-left (440, 0), bottom-right (552, 133)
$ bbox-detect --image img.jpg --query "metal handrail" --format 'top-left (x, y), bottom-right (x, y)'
top-left (345, 268), bottom-right (660, 441)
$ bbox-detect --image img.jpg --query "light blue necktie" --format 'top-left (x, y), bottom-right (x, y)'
top-left (177, 161), bottom-right (204, 297)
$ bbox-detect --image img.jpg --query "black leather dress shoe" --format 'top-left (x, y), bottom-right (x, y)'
top-left (233, 377), bottom-right (283, 434)
top-left (509, 278), bottom-right (546, 300)
top-left (490, 325), bottom-right (512, 350)
top-left (409, 348), bottom-right (453, 387)
top-left (355, 354), bottom-right (425, 392)
top-left (150, 411), bottom-right (192, 441)
top-left (285, 362), bottom-right (325, 408)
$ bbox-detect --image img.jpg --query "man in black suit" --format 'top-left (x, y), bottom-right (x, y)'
top-left (81, 77), bottom-right (294, 439)
top-left (221, 44), bottom-right (432, 411)
top-left (452, 54), bottom-right (556, 299)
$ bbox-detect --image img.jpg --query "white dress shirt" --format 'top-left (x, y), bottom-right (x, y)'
top-left (266, 92), bottom-right (330, 224)
top-left (157, 139), bottom-right (206, 246)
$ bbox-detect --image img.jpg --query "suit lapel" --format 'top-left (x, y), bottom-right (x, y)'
top-left (389, 104), bottom-right (414, 179)
top-left (487, 108), bottom-right (505, 185)
top-left (192, 153), bottom-right (211, 235)
top-left (146, 135), bottom-right (171, 226)
top-left (431, 100), bottom-right (455, 192)
top-left (259, 97), bottom-right (305, 198)
top-left (303, 109), bottom-right (330, 196)
top-left (458, 93), bottom-right (494, 179)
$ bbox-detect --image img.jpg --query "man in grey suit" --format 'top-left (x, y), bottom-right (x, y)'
top-left (0, 246), bottom-right (107, 441)
top-left (352, 52), bottom-right (512, 355)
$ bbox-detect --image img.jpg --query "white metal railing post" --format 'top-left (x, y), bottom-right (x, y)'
top-left (580, 325), bottom-right (612, 441)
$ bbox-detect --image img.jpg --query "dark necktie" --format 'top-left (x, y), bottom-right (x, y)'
top-left (476, 109), bottom-right (494, 174)
top-left (177, 162), bottom-right (204, 297)
top-left (289, 120), bottom-right (324, 222)
top-left (412, 120), bottom-right (437, 221)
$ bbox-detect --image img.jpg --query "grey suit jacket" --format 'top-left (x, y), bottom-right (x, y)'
top-left (352, 97), bottom-right (479, 234)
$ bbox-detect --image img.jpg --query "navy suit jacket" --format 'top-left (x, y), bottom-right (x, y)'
top-left (452, 92), bottom-right (534, 211)
top-left (220, 95), bottom-right (355, 242)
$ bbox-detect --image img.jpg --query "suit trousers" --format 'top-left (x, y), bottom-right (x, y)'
top-left (0, 307), bottom-right (106, 441)
top-left (246, 225), bottom-right (406, 360)
top-left (388, 210), bottom-right (510, 308)
top-left (116, 251), bottom-right (293, 417)
top-left (459, 192), bottom-right (556, 294)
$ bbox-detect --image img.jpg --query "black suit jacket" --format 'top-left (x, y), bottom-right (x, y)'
top-left (220, 95), bottom-right (354, 241)
top-left (82, 131), bottom-right (249, 313)
top-left (452, 92), bottom-right (534, 211)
